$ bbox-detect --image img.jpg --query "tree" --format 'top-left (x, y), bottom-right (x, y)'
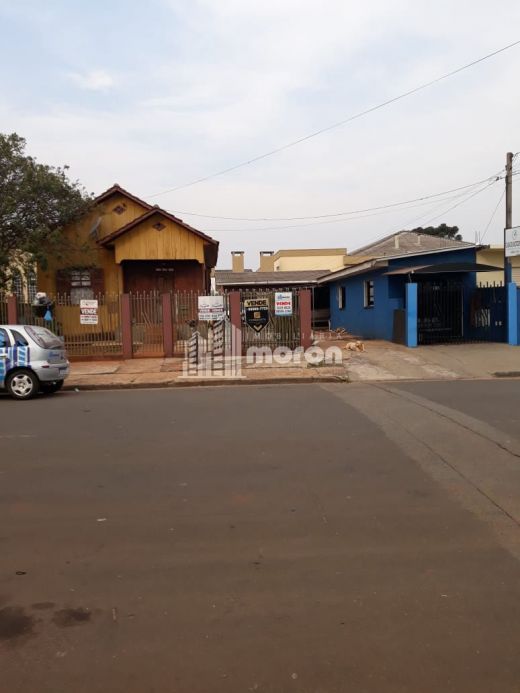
top-left (409, 223), bottom-right (462, 241)
top-left (0, 132), bottom-right (93, 291)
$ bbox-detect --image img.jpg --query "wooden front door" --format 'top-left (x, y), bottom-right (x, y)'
top-left (123, 261), bottom-right (176, 294)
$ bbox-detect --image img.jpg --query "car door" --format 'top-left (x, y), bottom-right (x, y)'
top-left (0, 327), bottom-right (13, 386)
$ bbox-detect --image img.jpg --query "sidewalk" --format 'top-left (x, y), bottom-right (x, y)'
top-left (66, 356), bottom-right (347, 390)
top-left (65, 341), bottom-right (520, 391)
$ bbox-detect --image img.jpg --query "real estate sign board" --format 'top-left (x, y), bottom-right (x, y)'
top-left (274, 291), bottom-right (293, 316)
top-left (505, 227), bottom-right (520, 257)
top-left (198, 295), bottom-right (226, 321)
top-left (244, 297), bottom-right (270, 333)
top-left (80, 299), bottom-right (98, 325)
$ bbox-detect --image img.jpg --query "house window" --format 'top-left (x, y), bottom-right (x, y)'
top-left (70, 270), bottom-right (94, 304)
top-left (337, 286), bottom-right (346, 310)
top-left (27, 270), bottom-right (37, 302)
top-left (12, 271), bottom-right (24, 300)
top-left (56, 268), bottom-right (104, 303)
top-left (364, 280), bottom-right (375, 308)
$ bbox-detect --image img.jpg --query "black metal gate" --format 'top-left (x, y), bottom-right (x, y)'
top-left (417, 281), bottom-right (506, 345)
top-left (240, 289), bottom-right (301, 353)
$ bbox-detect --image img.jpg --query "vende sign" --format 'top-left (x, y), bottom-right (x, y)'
top-left (274, 291), bottom-right (293, 316)
top-left (80, 299), bottom-right (99, 325)
top-left (198, 295), bottom-right (225, 321)
top-left (505, 227), bottom-right (520, 257)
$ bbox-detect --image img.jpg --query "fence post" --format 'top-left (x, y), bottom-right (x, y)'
top-left (7, 295), bottom-right (18, 324)
top-left (405, 283), bottom-right (418, 348)
top-left (228, 291), bottom-right (242, 358)
top-left (121, 293), bottom-right (133, 359)
top-left (299, 289), bottom-right (312, 349)
top-left (162, 292), bottom-right (174, 357)
top-left (508, 282), bottom-right (519, 346)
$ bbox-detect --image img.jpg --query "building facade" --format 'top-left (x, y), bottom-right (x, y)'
top-left (37, 184), bottom-right (219, 299)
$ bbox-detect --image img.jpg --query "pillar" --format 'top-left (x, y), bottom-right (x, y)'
top-left (121, 293), bottom-right (133, 359)
top-left (405, 283), bottom-right (418, 348)
top-left (299, 289), bottom-right (312, 350)
top-left (162, 292), bottom-right (174, 357)
top-left (508, 282), bottom-right (519, 346)
top-left (228, 291), bottom-right (242, 358)
top-left (7, 295), bottom-right (18, 324)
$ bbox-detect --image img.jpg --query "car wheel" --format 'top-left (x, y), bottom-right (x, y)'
top-left (6, 369), bottom-right (39, 400)
top-left (41, 381), bottom-right (64, 394)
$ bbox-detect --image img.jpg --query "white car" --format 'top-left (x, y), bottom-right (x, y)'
top-left (0, 325), bottom-right (70, 400)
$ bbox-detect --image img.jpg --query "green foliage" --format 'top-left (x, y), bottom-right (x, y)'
top-left (0, 132), bottom-right (93, 290)
top-left (410, 223), bottom-right (462, 241)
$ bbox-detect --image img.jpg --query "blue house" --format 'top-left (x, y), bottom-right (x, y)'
top-left (321, 231), bottom-right (504, 346)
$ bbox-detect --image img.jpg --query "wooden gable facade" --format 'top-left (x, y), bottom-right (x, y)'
top-left (37, 184), bottom-right (219, 298)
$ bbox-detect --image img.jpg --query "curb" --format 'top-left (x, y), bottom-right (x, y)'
top-left (63, 375), bottom-right (349, 392)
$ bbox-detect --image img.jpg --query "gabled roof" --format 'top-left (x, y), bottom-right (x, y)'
top-left (351, 230), bottom-right (474, 259)
top-left (98, 206), bottom-right (218, 247)
top-left (215, 269), bottom-right (326, 287)
top-left (94, 183), bottom-right (153, 210)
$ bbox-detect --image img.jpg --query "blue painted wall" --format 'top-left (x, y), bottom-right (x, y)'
top-left (329, 248), bottom-right (477, 340)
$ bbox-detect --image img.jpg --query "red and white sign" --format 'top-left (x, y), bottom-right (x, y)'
top-left (275, 292), bottom-right (293, 316)
top-left (80, 299), bottom-right (99, 325)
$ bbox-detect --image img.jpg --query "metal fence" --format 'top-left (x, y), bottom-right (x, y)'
top-left (16, 293), bottom-right (124, 357)
top-left (0, 294), bottom-right (8, 324)
top-left (417, 281), bottom-right (506, 345)
top-left (240, 289), bottom-right (301, 353)
top-left (130, 292), bottom-right (163, 356)
top-left (172, 291), bottom-right (228, 355)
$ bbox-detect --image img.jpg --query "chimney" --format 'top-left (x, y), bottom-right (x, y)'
top-left (231, 251), bottom-right (244, 273)
top-left (394, 234), bottom-right (400, 250)
top-left (259, 250), bottom-right (274, 272)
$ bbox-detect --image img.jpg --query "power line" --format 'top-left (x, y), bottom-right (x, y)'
top-left (149, 39), bottom-right (520, 198)
top-left (166, 172), bottom-right (504, 222)
top-left (202, 179), bottom-right (505, 233)
top-left (479, 188), bottom-right (506, 243)
top-left (362, 179), bottom-right (500, 247)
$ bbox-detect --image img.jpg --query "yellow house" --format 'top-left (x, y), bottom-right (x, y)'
top-left (477, 246), bottom-right (520, 286)
top-left (38, 184), bottom-right (219, 298)
top-left (257, 248), bottom-right (348, 272)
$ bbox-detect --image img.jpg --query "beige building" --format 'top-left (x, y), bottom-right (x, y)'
top-left (259, 248), bottom-right (348, 272)
top-left (477, 246), bottom-right (520, 285)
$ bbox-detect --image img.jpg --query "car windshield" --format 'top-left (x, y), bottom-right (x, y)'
top-left (25, 325), bottom-right (63, 349)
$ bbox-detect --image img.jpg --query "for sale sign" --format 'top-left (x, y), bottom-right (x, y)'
top-left (80, 299), bottom-right (98, 325)
top-left (244, 297), bottom-right (270, 333)
top-left (275, 291), bottom-right (293, 316)
top-left (198, 295), bottom-right (225, 321)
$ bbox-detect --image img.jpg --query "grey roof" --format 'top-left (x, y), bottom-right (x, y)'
top-left (215, 269), bottom-right (326, 287)
top-left (351, 231), bottom-right (474, 259)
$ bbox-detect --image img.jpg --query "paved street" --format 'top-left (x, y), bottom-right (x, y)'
top-left (2, 382), bottom-right (520, 692)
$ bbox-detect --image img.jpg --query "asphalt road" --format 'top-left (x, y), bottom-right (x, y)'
top-left (2, 382), bottom-right (520, 693)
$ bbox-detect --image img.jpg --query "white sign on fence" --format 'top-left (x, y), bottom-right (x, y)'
top-left (80, 299), bottom-right (99, 325)
top-left (198, 295), bottom-right (225, 321)
top-left (274, 291), bottom-right (293, 316)
top-left (505, 227), bottom-right (520, 257)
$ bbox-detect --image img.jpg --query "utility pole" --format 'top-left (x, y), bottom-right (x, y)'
top-left (504, 151), bottom-right (514, 284)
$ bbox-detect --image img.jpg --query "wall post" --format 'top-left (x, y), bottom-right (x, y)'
top-left (299, 288), bottom-right (312, 350)
top-left (405, 283), bottom-right (418, 348)
top-left (7, 295), bottom-right (18, 324)
top-left (162, 292), bottom-right (174, 357)
top-left (121, 293), bottom-right (133, 359)
top-left (507, 282), bottom-right (519, 346)
top-left (228, 291), bottom-right (242, 358)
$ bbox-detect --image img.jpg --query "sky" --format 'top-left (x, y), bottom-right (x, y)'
top-left (1, 0), bottom-right (519, 268)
